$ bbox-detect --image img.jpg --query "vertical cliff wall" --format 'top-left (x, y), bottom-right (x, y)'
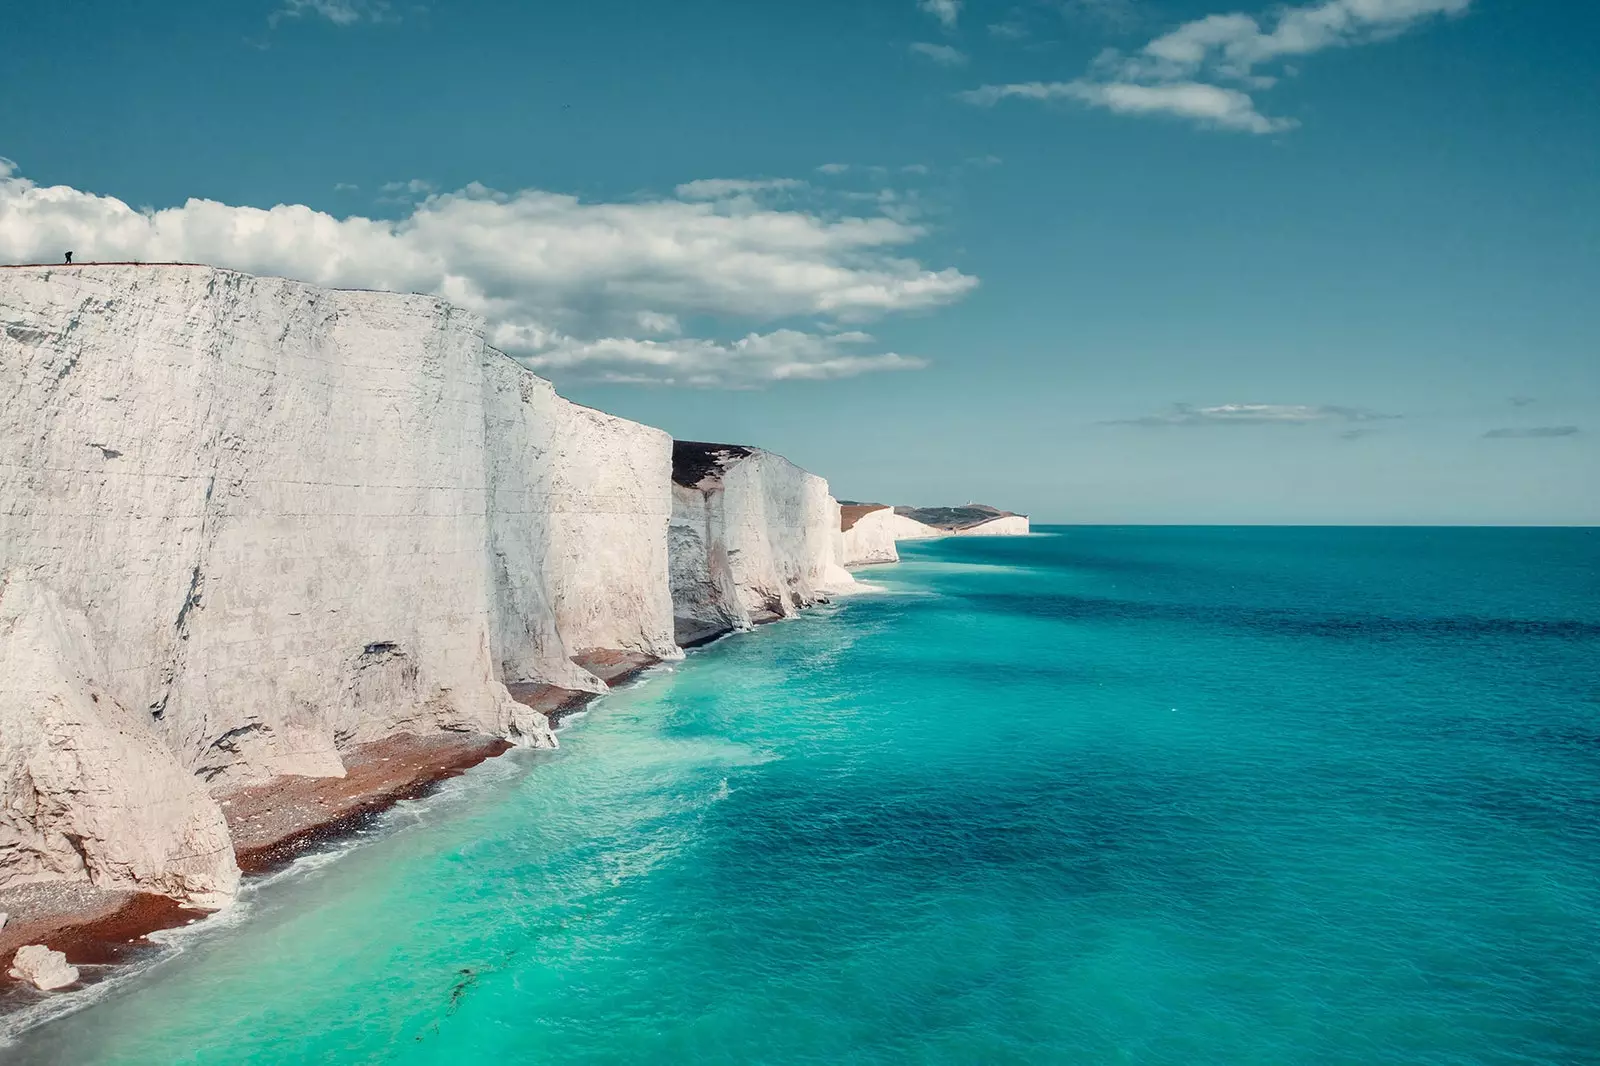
top-left (482, 359), bottom-right (679, 693)
top-left (669, 442), bottom-right (855, 646)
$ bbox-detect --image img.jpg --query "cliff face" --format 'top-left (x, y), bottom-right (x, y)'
top-left (893, 504), bottom-right (1029, 534)
top-left (669, 442), bottom-right (855, 646)
top-left (836, 502), bottom-right (1029, 568)
top-left (839, 505), bottom-right (900, 567)
top-left (0, 577), bottom-right (238, 907)
top-left (950, 514), bottom-right (1031, 536)
top-left (0, 266), bottom-right (697, 905)
top-left (482, 359), bottom-right (679, 694)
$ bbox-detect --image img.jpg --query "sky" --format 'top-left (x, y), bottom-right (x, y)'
top-left (1, 0), bottom-right (1595, 524)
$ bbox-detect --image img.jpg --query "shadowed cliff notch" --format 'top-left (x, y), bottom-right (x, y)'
top-left (671, 440), bottom-right (752, 488)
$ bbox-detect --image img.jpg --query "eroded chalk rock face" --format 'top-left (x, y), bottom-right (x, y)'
top-left (0, 577), bottom-right (239, 906)
top-left (6, 944), bottom-right (79, 991)
top-left (669, 442), bottom-right (855, 645)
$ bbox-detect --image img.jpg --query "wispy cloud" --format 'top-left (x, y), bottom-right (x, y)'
top-left (989, 19), bottom-right (1029, 40)
top-left (1509, 395), bottom-right (1537, 407)
top-left (815, 162), bottom-right (852, 175)
top-left (917, 0), bottom-right (963, 31)
top-left (1105, 403), bottom-right (1400, 426)
top-left (910, 42), bottom-right (970, 66)
top-left (674, 177), bottom-right (805, 200)
top-left (960, 79), bottom-right (1290, 133)
top-left (333, 182), bottom-right (359, 192)
top-left (1483, 426), bottom-right (1579, 439)
top-left (962, 0), bottom-right (1472, 133)
top-left (0, 159), bottom-right (976, 387)
top-left (528, 329), bottom-right (928, 388)
top-left (270, 0), bottom-right (397, 27)
top-left (376, 178), bottom-right (436, 203)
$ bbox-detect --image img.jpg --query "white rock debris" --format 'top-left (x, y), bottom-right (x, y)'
top-left (7, 944), bottom-right (79, 991)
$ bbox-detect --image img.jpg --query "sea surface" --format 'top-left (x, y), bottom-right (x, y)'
top-left (10, 527), bottom-right (1599, 1065)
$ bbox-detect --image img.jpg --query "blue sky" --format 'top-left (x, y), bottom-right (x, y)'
top-left (2, 0), bottom-right (1595, 523)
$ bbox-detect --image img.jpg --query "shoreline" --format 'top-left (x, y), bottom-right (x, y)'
top-left (0, 617), bottom-right (833, 1032)
top-left (0, 652), bottom-right (664, 1016)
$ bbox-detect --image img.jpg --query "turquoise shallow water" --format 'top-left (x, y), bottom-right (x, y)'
top-left (10, 527), bottom-right (1600, 1064)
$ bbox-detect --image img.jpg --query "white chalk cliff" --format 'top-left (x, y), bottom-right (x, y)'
top-left (669, 443), bottom-right (855, 646)
top-left (837, 503), bottom-right (1030, 569)
top-left (839, 505), bottom-right (902, 568)
top-left (0, 264), bottom-right (857, 912)
top-left (950, 515), bottom-right (1031, 536)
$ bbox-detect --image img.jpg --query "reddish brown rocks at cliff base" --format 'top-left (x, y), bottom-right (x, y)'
top-left (221, 733), bottom-right (515, 876)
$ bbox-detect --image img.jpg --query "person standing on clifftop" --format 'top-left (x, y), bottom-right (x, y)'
top-left (64, 251), bottom-right (72, 264)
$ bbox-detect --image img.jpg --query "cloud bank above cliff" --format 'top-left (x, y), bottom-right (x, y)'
top-left (0, 159), bottom-right (975, 386)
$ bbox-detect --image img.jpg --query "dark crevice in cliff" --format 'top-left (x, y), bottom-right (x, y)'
top-left (207, 723), bottom-right (268, 755)
top-left (671, 440), bottom-right (752, 488)
top-left (172, 564), bottom-right (204, 639)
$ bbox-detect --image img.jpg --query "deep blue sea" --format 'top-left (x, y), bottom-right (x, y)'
top-left (10, 527), bottom-right (1600, 1065)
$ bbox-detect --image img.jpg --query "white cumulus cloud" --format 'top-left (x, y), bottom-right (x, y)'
top-left (962, 0), bottom-right (1472, 132)
top-left (0, 158), bottom-right (976, 387)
